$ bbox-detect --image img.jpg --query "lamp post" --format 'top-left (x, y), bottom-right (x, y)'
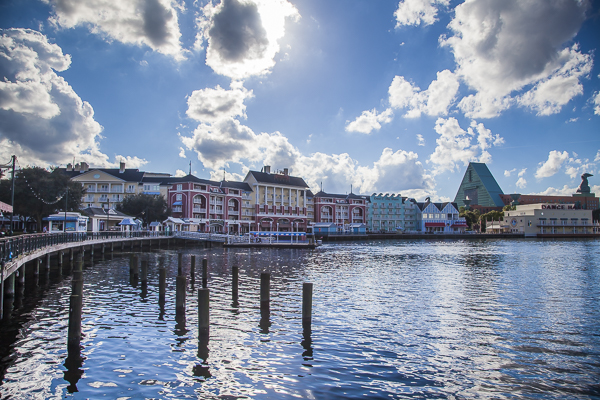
top-left (105, 198), bottom-right (110, 235)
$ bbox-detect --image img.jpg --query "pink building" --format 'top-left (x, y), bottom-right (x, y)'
top-left (313, 191), bottom-right (367, 229)
top-left (167, 175), bottom-right (252, 234)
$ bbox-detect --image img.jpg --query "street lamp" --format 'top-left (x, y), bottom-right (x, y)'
top-left (63, 186), bottom-right (69, 233)
top-left (105, 198), bottom-right (110, 235)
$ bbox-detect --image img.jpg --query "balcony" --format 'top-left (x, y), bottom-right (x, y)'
top-left (193, 207), bottom-right (206, 213)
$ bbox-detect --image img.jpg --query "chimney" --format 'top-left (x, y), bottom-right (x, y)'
top-left (283, 168), bottom-right (289, 176)
top-left (120, 161), bottom-right (125, 173)
top-left (66, 163), bottom-right (73, 172)
top-left (264, 165), bottom-right (271, 174)
top-left (80, 162), bottom-right (89, 172)
top-left (74, 163), bottom-right (81, 172)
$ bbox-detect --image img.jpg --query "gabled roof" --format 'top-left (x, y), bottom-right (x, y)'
top-left (246, 170), bottom-right (309, 188)
top-left (58, 168), bottom-right (146, 182)
top-left (81, 207), bottom-right (131, 219)
top-left (167, 174), bottom-right (214, 185)
top-left (221, 181), bottom-right (253, 192)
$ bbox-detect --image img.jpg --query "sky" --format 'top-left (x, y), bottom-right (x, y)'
top-left (1, 0), bottom-right (599, 202)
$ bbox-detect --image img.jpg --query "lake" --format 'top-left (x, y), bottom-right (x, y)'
top-left (1, 238), bottom-right (599, 399)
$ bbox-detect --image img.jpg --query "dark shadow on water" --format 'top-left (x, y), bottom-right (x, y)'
top-left (63, 346), bottom-right (84, 393)
top-left (259, 306), bottom-right (271, 334)
top-left (301, 324), bottom-right (313, 361)
top-left (194, 335), bottom-right (211, 379)
top-left (174, 312), bottom-right (189, 347)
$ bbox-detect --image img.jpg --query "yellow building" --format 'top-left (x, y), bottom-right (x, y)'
top-left (59, 161), bottom-right (170, 209)
top-left (496, 203), bottom-right (599, 237)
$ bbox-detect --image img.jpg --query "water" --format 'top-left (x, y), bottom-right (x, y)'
top-left (1, 239), bottom-right (599, 399)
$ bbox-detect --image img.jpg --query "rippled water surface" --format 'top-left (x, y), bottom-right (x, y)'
top-left (1, 239), bottom-right (599, 399)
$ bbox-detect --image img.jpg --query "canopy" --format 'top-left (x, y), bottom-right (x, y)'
top-left (250, 231), bottom-right (306, 236)
top-left (118, 218), bottom-right (138, 226)
top-left (425, 222), bottom-right (445, 227)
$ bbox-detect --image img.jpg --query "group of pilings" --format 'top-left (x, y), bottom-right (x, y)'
top-left (126, 252), bottom-right (314, 346)
top-left (0, 236), bottom-right (203, 320)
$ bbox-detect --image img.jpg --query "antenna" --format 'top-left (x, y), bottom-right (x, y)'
top-left (351, 184), bottom-right (353, 194)
top-left (189, 161), bottom-right (191, 175)
top-left (223, 168), bottom-right (226, 181)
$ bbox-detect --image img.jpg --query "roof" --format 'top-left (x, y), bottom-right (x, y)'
top-left (246, 170), bottom-right (309, 188)
top-left (221, 181), bottom-right (253, 192)
top-left (57, 167), bottom-right (146, 182)
top-left (455, 163), bottom-right (505, 207)
top-left (81, 207), bottom-right (132, 219)
top-left (167, 174), bottom-right (214, 185)
top-left (314, 191), bottom-right (366, 201)
top-left (166, 174), bottom-right (253, 192)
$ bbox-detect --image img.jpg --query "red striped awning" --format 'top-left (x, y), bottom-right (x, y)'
top-left (425, 222), bottom-right (445, 227)
top-left (452, 223), bottom-right (468, 227)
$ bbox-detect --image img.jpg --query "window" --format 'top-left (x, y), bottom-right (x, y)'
top-left (176, 194), bottom-right (182, 201)
top-left (177, 184), bottom-right (182, 191)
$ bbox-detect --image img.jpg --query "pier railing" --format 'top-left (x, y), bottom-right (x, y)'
top-left (0, 231), bottom-right (173, 263)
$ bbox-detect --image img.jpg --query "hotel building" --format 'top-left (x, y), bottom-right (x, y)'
top-left (490, 203), bottom-right (600, 237)
top-left (414, 200), bottom-right (467, 233)
top-left (313, 190), bottom-right (367, 230)
top-left (366, 193), bottom-right (405, 232)
top-left (243, 166), bottom-right (311, 232)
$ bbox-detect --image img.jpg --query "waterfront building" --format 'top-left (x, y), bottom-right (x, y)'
top-left (58, 161), bottom-right (171, 209)
top-left (414, 199), bottom-right (467, 233)
top-left (44, 212), bottom-right (88, 232)
top-left (454, 162), bottom-right (505, 211)
top-left (81, 207), bottom-right (134, 232)
top-left (366, 193), bottom-right (405, 232)
top-left (490, 203), bottom-right (600, 237)
top-left (243, 166), bottom-right (311, 232)
top-left (454, 162), bottom-right (599, 212)
top-left (313, 190), bottom-right (367, 231)
top-left (166, 175), bottom-right (252, 234)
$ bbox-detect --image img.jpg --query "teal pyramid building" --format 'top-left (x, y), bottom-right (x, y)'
top-left (454, 163), bottom-right (505, 208)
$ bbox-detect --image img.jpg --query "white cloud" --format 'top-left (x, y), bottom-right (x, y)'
top-left (535, 150), bottom-right (570, 178)
top-left (443, 0), bottom-right (591, 118)
top-left (186, 82), bottom-right (253, 123)
top-left (531, 184), bottom-right (600, 197)
top-left (174, 169), bottom-right (186, 177)
top-left (595, 150), bottom-right (600, 162)
top-left (518, 168), bottom-right (527, 177)
top-left (388, 70), bottom-right (459, 118)
top-left (45, 0), bottom-right (185, 60)
top-left (394, 0), bottom-right (450, 27)
top-left (345, 108), bottom-right (393, 134)
top-left (504, 168), bottom-right (516, 177)
top-left (593, 90), bottom-right (600, 115)
top-left (178, 147), bottom-right (186, 158)
top-left (515, 177), bottom-right (527, 189)
top-left (417, 134), bottom-right (425, 146)
top-left (0, 28), bottom-right (111, 167)
top-left (197, 0), bottom-right (300, 79)
top-left (427, 117), bottom-right (503, 175)
top-left (112, 155), bottom-right (148, 169)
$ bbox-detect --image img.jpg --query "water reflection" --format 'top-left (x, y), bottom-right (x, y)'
top-left (0, 239), bottom-right (599, 399)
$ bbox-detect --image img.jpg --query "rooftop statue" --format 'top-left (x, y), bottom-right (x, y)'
top-left (576, 173), bottom-right (593, 194)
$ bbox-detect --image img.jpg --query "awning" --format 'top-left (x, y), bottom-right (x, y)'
top-left (452, 223), bottom-right (468, 227)
top-left (0, 201), bottom-right (12, 213)
top-left (118, 218), bottom-right (138, 226)
top-left (425, 222), bottom-right (445, 227)
top-left (44, 216), bottom-right (80, 221)
top-left (173, 201), bottom-right (183, 206)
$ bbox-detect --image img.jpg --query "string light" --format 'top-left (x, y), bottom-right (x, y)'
top-left (15, 159), bottom-right (68, 205)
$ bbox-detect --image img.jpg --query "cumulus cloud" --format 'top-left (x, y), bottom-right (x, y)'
top-left (504, 168), bottom-right (516, 177)
top-left (593, 89), bottom-right (600, 115)
top-left (178, 147), bottom-right (186, 158)
top-left (174, 169), bottom-right (186, 177)
top-left (515, 177), bottom-right (527, 189)
top-left (197, 0), bottom-right (300, 79)
top-left (535, 150), bottom-right (570, 178)
top-left (45, 0), bottom-right (185, 60)
top-left (186, 82), bottom-right (253, 123)
top-left (417, 134), bottom-right (425, 146)
top-left (427, 117), bottom-right (504, 175)
top-left (345, 108), bottom-right (393, 134)
top-left (532, 184), bottom-right (600, 197)
top-left (0, 28), bottom-right (112, 167)
top-left (394, 0), bottom-right (450, 27)
top-left (442, 0), bottom-right (591, 118)
top-left (388, 70), bottom-right (459, 118)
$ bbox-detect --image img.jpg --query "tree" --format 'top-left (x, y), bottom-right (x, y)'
top-left (116, 193), bottom-right (170, 227)
top-left (0, 166), bottom-right (85, 232)
top-left (593, 208), bottom-right (600, 223)
top-left (460, 208), bottom-right (480, 230)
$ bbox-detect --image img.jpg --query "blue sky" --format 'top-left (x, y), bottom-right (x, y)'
top-left (1, 0), bottom-right (599, 201)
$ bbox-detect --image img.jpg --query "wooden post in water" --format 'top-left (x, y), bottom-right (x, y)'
top-left (67, 294), bottom-right (82, 355)
top-left (140, 260), bottom-right (148, 284)
top-left (302, 282), bottom-right (313, 330)
top-left (198, 288), bottom-right (210, 339)
top-left (70, 248), bottom-right (74, 263)
top-left (16, 265), bottom-right (25, 287)
top-left (202, 258), bottom-right (208, 288)
top-left (59, 251), bottom-right (63, 266)
top-left (34, 258), bottom-right (41, 280)
top-left (176, 275), bottom-right (186, 315)
top-left (178, 253), bottom-right (183, 276)
top-left (190, 255), bottom-right (196, 282)
top-left (75, 253), bottom-right (83, 272)
top-left (111, 242), bottom-right (114, 252)
top-left (130, 255), bottom-right (139, 278)
top-left (159, 267), bottom-right (166, 304)
top-left (260, 273), bottom-right (270, 311)
top-left (232, 266), bottom-right (239, 303)
top-left (4, 271), bottom-right (15, 298)
top-left (101, 243), bottom-right (105, 254)
top-left (46, 253), bottom-right (51, 270)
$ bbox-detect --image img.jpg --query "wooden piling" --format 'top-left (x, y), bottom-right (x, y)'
top-left (158, 267), bottom-right (166, 303)
top-left (141, 260), bottom-right (148, 283)
top-left (190, 256), bottom-right (196, 281)
top-left (75, 253), bottom-right (83, 272)
top-left (130, 255), bottom-right (139, 278)
top-left (202, 259), bottom-right (208, 288)
top-left (302, 282), bottom-right (313, 329)
top-left (34, 259), bottom-right (41, 278)
top-left (232, 266), bottom-right (239, 302)
top-left (4, 272), bottom-right (15, 298)
top-left (178, 253), bottom-right (183, 276)
top-left (67, 294), bottom-right (82, 353)
top-left (70, 248), bottom-right (74, 262)
top-left (46, 253), bottom-right (51, 269)
top-left (176, 275), bottom-right (186, 315)
top-left (198, 288), bottom-right (210, 338)
top-left (72, 271), bottom-right (83, 297)
top-left (16, 266), bottom-right (25, 286)
top-left (260, 273), bottom-right (270, 311)
top-left (59, 252), bottom-right (63, 266)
